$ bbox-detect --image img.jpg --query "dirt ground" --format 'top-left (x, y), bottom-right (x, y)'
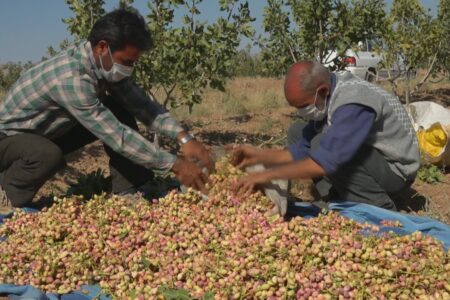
top-left (33, 77), bottom-right (450, 225)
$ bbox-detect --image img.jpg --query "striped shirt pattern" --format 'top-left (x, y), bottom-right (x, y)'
top-left (0, 41), bottom-right (183, 171)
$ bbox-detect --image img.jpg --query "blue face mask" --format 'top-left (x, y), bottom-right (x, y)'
top-left (297, 90), bottom-right (327, 121)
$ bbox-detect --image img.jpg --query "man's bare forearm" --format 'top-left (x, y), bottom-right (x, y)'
top-left (258, 148), bottom-right (294, 166)
top-left (263, 157), bottom-right (326, 181)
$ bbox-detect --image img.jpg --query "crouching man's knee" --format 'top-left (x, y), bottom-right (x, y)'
top-left (0, 135), bottom-right (66, 208)
top-left (24, 141), bottom-right (65, 182)
top-left (2, 134), bottom-right (66, 183)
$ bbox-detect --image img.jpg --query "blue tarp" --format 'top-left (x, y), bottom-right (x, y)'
top-left (289, 201), bottom-right (450, 250)
top-left (1, 201), bottom-right (450, 299)
top-left (0, 284), bottom-right (108, 300)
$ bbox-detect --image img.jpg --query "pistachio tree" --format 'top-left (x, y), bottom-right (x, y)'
top-left (0, 61), bottom-right (33, 91)
top-left (437, 0), bottom-right (450, 76)
top-left (52, 0), bottom-right (254, 110)
top-left (134, 0), bottom-right (254, 109)
top-left (380, 0), bottom-right (442, 104)
top-left (259, 0), bottom-right (387, 77)
top-left (257, 0), bottom-right (303, 77)
top-left (63, 0), bottom-right (106, 39)
top-left (47, 0), bottom-right (105, 55)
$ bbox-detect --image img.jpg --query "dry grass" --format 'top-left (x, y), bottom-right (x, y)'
top-left (377, 70), bottom-right (450, 101)
top-left (169, 77), bottom-right (295, 140)
top-left (173, 72), bottom-right (450, 124)
top-left (165, 74), bottom-right (450, 148)
top-left (171, 77), bottom-right (287, 121)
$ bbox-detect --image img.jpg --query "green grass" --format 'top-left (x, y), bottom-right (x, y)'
top-left (417, 164), bottom-right (444, 184)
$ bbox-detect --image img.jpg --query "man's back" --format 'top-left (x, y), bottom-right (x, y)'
top-left (328, 71), bottom-right (420, 180)
top-left (0, 43), bottom-right (92, 139)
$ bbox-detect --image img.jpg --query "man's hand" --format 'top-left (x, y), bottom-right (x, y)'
top-left (171, 157), bottom-right (209, 193)
top-left (225, 144), bottom-right (263, 169)
top-left (232, 158), bottom-right (327, 196)
top-left (232, 171), bottom-right (271, 196)
top-left (178, 133), bottom-right (214, 172)
top-left (226, 144), bottom-right (294, 168)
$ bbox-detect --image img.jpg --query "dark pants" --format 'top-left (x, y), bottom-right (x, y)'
top-left (0, 94), bottom-right (152, 207)
top-left (287, 120), bottom-right (412, 210)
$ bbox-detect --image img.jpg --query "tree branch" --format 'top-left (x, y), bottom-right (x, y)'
top-left (412, 42), bottom-right (441, 95)
top-left (429, 77), bottom-right (446, 84)
top-left (147, 89), bottom-right (158, 103)
top-left (287, 41), bottom-right (298, 63)
top-left (163, 84), bottom-right (177, 109)
top-left (227, 2), bottom-right (236, 21)
top-left (375, 70), bottom-right (405, 98)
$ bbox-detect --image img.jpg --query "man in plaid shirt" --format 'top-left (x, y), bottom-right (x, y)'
top-left (0, 8), bottom-right (212, 211)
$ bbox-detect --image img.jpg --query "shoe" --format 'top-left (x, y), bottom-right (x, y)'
top-left (0, 185), bottom-right (13, 215)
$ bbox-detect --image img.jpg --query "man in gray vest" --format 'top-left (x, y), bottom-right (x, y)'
top-left (231, 60), bottom-right (420, 210)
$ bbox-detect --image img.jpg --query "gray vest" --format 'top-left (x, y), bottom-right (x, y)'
top-left (325, 71), bottom-right (420, 181)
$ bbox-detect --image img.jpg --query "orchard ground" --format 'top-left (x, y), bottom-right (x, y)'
top-left (1, 73), bottom-right (449, 224)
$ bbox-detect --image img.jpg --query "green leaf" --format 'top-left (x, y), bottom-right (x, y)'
top-left (417, 164), bottom-right (444, 184)
top-left (158, 287), bottom-right (193, 300)
top-left (61, 0), bottom-right (256, 110)
top-left (200, 291), bottom-right (215, 300)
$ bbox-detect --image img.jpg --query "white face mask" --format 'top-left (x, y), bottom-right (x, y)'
top-left (99, 46), bottom-right (134, 82)
top-left (297, 90), bottom-right (327, 121)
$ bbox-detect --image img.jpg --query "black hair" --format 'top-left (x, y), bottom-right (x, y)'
top-left (88, 7), bottom-right (153, 52)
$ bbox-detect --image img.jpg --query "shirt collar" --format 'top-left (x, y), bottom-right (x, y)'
top-left (327, 73), bottom-right (337, 102)
top-left (81, 41), bottom-right (102, 80)
top-left (324, 73), bottom-right (338, 126)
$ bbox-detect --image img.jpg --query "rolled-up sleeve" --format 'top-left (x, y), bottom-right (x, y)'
top-left (50, 76), bottom-right (176, 171)
top-left (288, 120), bottom-right (322, 161)
top-left (107, 79), bottom-right (184, 139)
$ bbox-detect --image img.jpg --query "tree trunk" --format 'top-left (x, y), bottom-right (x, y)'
top-left (412, 45), bottom-right (440, 95)
top-left (405, 68), bottom-right (412, 116)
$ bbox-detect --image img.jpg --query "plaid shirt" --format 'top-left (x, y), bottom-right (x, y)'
top-left (0, 41), bottom-right (183, 171)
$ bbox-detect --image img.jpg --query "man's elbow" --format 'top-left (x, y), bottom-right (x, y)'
top-left (305, 158), bottom-right (328, 178)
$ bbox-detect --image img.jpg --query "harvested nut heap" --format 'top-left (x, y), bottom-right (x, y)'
top-left (1, 157), bottom-right (449, 300)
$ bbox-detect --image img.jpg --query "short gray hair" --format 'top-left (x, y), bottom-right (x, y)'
top-left (298, 61), bottom-right (330, 93)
